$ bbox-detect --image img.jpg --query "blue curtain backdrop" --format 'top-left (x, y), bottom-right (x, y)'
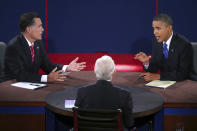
top-left (0, 0), bottom-right (197, 54)
top-left (0, 0), bottom-right (45, 44)
top-left (48, 0), bottom-right (154, 54)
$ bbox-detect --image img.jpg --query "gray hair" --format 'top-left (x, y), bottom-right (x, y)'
top-left (94, 55), bottom-right (115, 80)
top-left (153, 13), bottom-right (173, 26)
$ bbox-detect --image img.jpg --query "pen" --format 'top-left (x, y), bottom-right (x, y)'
top-left (30, 84), bottom-right (40, 86)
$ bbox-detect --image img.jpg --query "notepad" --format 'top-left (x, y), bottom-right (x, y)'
top-left (65, 100), bottom-right (75, 108)
top-left (145, 80), bottom-right (176, 89)
top-left (11, 82), bottom-right (47, 90)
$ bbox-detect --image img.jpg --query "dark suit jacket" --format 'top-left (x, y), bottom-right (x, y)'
top-left (144, 32), bottom-right (193, 81)
top-left (4, 34), bottom-right (63, 82)
top-left (75, 80), bottom-right (134, 129)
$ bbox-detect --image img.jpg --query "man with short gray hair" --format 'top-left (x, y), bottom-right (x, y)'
top-left (94, 55), bottom-right (115, 80)
top-left (75, 55), bottom-right (134, 130)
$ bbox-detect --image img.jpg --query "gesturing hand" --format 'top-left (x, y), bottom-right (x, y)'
top-left (134, 52), bottom-right (151, 64)
top-left (66, 57), bottom-right (86, 72)
top-left (48, 67), bottom-right (67, 82)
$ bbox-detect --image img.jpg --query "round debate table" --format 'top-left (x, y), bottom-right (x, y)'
top-left (46, 85), bottom-right (163, 118)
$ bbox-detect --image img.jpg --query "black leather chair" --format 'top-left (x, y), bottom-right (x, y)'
top-left (72, 107), bottom-right (124, 131)
top-left (0, 42), bottom-right (6, 75)
top-left (0, 42), bottom-right (6, 82)
top-left (190, 42), bottom-right (197, 81)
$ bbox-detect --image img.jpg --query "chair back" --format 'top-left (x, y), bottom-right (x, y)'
top-left (190, 42), bottom-right (197, 80)
top-left (72, 107), bottom-right (123, 131)
top-left (0, 42), bottom-right (6, 75)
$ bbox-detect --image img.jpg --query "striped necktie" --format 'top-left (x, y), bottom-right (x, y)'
top-left (30, 45), bottom-right (35, 62)
top-left (163, 42), bottom-right (168, 59)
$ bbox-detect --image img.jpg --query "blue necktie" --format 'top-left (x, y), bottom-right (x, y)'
top-left (163, 43), bottom-right (168, 59)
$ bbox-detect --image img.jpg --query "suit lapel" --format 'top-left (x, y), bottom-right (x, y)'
top-left (20, 35), bottom-right (33, 65)
top-left (168, 33), bottom-right (176, 60)
top-left (157, 42), bottom-right (165, 60)
top-left (33, 42), bottom-right (40, 63)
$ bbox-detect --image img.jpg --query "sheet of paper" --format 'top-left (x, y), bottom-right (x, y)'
top-left (145, 80), bottom-right (176, 89)
top-left (11, 82), bottom-right (47, 90)
top-left (65, 100), bottom-right (75, 108)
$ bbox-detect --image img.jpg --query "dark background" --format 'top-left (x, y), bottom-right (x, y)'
top-left (0, 0), bottom-right (197, 54)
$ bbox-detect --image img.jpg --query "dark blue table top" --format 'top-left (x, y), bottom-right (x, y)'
top-left (46, 85), bottom-right (163, 118)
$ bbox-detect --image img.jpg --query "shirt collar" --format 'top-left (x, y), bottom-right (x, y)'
top-left (163, 32), bottom-right (173, 50)
top-left (24, 36), bottom-right (34, 47)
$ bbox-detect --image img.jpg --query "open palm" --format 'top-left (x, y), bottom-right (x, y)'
top-left (67, 57), bottom-right (86, 72)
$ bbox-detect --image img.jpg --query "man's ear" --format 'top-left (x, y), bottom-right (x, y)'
top-left (112, 69), bottom-right (116, 79)
top-left (26, 26), bottom-right (31, 33)
top-left (168, 25), bottom-right (173, 31)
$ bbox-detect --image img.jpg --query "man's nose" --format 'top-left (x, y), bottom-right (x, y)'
top-left (153, 30), bottom-right (157, 35)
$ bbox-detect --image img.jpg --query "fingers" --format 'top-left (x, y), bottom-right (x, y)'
top-left (75, 66), bottom-right (85, 71)
top-left (78, 63), bottom-right (86, 70)
top-left (67, 59), bottom-right (87, 72)
top-left (140, 73), bottom-right (146, 77)
top-left (71, 57), bottom-right (79, 63)
top-left (144, 76), bottom-right (151, 81)
top-left (56, 70), bottom-right (67, 79)
top-left (51, 67), bottom-right (57, 73)
top-left (140, 72), bottom-right (150, 81)
top-left (78, 62), bottom-right (86, 69)
top-left (138, 52), bottom-right (144, 55)
top-left (48, 75), bottom-right (66, 82)
top-left (135, 52), bottom-right (146, 59)
top-left (135, 52), bottom-right (141, 59)
top-left (143, 73), bottom-right (158, 82)
top-left (55, 73), bottom-right (67, 81)
top-left (135, 52), bottom-right (150, 64)
top-left (48, 69), bottom-right (67, 82)
top-left (59, 73), bottom-right (68, 78)
top-left (77, 62), bottom-right (86, 69)
top-left (79, 62), bottom-right (86, 65)
top-left (58, 76), bottom-right (67, 80)
top-left (56, 78), bottom-right (65, 82)
top-left (56, 69), bottom-right (64, 74)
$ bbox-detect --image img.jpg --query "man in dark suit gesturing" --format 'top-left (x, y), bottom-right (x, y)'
top-left (135, 14), bottom-right (193, 81)
top-left (75, 55), bottom-right (134, 130)
top-left (4, 12), bottom-right (86, 82)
